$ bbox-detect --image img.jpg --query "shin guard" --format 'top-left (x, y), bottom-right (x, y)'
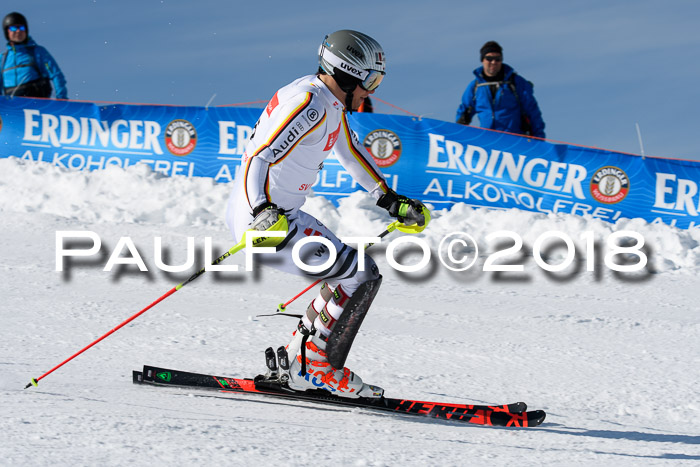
top-left (325, 276), bottom-right (382, 369)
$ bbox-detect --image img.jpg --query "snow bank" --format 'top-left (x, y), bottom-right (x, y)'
top-left (2, 157), bottom-right (699, 272)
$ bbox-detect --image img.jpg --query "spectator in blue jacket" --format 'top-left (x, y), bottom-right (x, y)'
top-left (456, 41), bottom-right (544, 138)
top-left (1, 12), bottom-right (67, 99)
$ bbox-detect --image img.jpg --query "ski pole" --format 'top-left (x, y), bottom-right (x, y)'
top-left (25, 217), bottom-right (288, 389)
top-left (277, 220), bottom-right (401, 312)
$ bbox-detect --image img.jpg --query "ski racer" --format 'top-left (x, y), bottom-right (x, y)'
top-left (225, 30), bottom-right (428, 398)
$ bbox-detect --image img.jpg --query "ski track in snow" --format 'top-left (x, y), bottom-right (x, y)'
top-left (1, 158), bottom-right (699, 466)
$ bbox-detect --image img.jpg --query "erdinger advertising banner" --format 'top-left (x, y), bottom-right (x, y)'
top-left (350, 113), bottom-right (700, 230)
top-left (0, 97), bottom-right (261, 185)
top-left (2, 96), bottom-right (699, 229)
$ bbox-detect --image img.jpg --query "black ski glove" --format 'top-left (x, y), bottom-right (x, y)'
top-left (377, 190), bottom-right (427, 226)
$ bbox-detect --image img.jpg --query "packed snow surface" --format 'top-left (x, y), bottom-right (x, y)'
top-left (1, 157), bottom-right (698, 466)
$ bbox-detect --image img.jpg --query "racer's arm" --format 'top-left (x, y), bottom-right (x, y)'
top-left (243, 92), bottom-right (327, 211)
top-left (333, 112), bottom-right (390, 200)
top-left (334, 113), bottom-right (428, 226)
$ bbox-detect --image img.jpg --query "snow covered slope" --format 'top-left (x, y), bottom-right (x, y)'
top-left (1, 158), bottom-right (698, 465)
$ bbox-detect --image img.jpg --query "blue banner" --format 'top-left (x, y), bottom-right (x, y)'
top-left (2, 96), bottom-right (699, 229)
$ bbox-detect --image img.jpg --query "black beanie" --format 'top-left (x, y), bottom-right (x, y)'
top-left (480, 41), bottom-right (503, 61)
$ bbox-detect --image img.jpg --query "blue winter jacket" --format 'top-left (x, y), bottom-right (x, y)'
top-left (455, 63), bottom-right (545, 138)
top-left (0, 36), bottom-right (67, 99)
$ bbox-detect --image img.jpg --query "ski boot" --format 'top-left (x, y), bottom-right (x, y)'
top-left (285, 325), bottom-right (383, 399)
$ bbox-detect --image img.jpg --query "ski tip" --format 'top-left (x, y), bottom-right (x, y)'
top-left (508, 402), bottom-right (527, 413)
top-left (132, 370), bottom-right (143, 384)
top-left (529, 410), bottom-right (547, 427)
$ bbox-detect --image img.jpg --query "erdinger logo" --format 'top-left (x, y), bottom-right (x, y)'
top-left (165, 119), bottom-right (197, 156)
top-left (590, 166), bottom-right (629, 204)
top-left (363, 129), bottom-right (402, 167)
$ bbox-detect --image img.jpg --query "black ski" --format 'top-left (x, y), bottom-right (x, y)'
top-left (133, 365), bottom-right (545, 428)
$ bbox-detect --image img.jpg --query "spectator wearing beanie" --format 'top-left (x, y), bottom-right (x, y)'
top-left (455, 40), bottom-right (545, 138)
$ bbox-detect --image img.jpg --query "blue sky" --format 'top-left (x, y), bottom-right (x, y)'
top-left (6, 0), bottom-right (700, 160)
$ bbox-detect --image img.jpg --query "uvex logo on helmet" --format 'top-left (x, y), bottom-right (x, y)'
top-left (346, 45), bottom-right (364, 60)
top-left (340, 62), bottom-right (362, 77)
